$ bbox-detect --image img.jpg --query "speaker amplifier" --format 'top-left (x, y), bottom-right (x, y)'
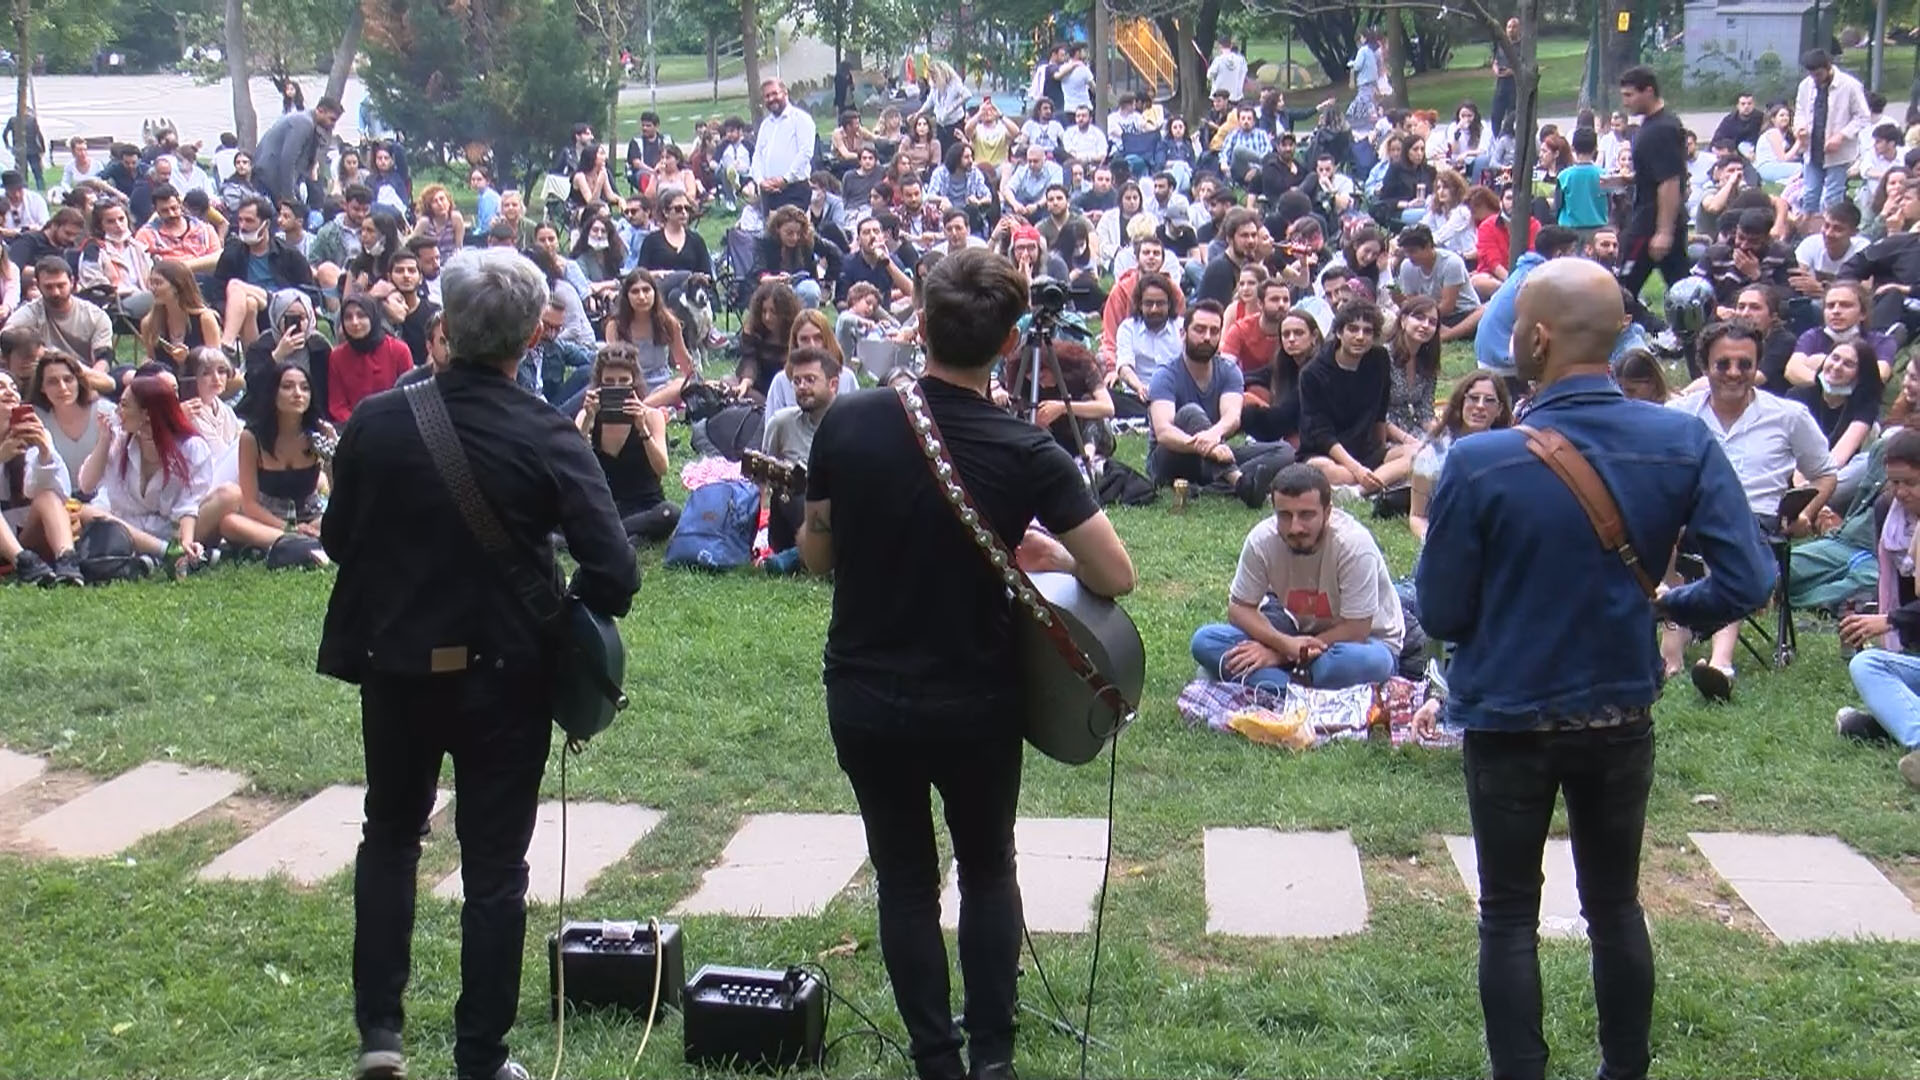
top-left (546, 919), bottom-right (684, 1021)
top-left (682, 964), bottom-right (825, 1070)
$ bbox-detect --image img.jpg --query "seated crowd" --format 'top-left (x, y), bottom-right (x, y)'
top-left (3, 52), bottom-right (1920, 786)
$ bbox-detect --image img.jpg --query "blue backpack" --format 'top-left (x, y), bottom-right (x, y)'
top-left (663, 479), bottom-right (759, 571)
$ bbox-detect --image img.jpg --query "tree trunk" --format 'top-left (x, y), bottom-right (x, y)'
top-left (11, 0), bottom-right (28, 141)
top-left (324, 2), bottom-right (363, 104)
top-left (225, 0), bottom-right (257, 148)
top-left (1092, 0), bottom-right (1109, 128)
top-left (1156, 15), bottom-right (1206, 126)
top-left (742, 0), bottom-right (761, 122)
top-left (706, 25), bottom-right (717, 80)
top-left (1508, 0), bottom-right (1539, 268)
top-left (1384, 8), bottom-right (1410, 109)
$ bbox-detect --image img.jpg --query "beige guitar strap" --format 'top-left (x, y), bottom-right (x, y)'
top-left (1516, 424), bottom-right (1661, 599)
top-left (892, 381), bottom-right (1135, 720)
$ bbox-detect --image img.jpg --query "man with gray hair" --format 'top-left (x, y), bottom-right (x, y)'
top-left (320, 247), bottom-right (637, 1080)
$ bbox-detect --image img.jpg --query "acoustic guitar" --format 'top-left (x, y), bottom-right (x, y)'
top-left (739, 449), bottom-right (806, 496)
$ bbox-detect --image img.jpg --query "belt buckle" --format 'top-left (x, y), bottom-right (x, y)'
top-left (430, 646), bottom-right (469, 673)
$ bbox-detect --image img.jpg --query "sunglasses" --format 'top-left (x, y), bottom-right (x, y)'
top-left (1712, 358), bottom-right (1756, 374)
top-left (667, 204), bottom-right (691, 214)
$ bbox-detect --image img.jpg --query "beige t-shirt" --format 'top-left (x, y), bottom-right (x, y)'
top-left (5, 296), bottom-right (113, 361)
top-left (1228, 507), bottom-right (1405, 652)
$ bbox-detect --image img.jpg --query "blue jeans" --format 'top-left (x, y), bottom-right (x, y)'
top-left (1847, 648), bottom-right (1920, 748)
top-left (1190, 606), bottom-right (1397, 692)
top-left (1801, 158), bottom-right (1850, 214)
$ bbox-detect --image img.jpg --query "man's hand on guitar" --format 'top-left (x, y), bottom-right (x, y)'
top-left (1015, 527), bottom-right (1074, 574)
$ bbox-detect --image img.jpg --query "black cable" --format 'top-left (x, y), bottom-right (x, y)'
top-left (1078, 731), bottom-right (1120, 1080)
top-left (798, 960), bottom-right (912, 1071)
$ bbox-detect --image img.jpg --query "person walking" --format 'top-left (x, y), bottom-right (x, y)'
top-left (1416, 259), bottom-right (1774, 1080)
top-left (4, 108), bottom-right (46, 190)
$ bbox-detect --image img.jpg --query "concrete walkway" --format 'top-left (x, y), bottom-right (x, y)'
top-left (618, 32), bottom-right (838, 107)
top-left (6, 747), bottom-right (1919, 943)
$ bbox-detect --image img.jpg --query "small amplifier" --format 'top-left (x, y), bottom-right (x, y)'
top-left (546, 920), bottom-right (684, 1021)
top-left (682, 964), bottom-right (825, 1070)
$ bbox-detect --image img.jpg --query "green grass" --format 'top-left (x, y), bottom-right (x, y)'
top-left (616, 96), bottom-right (756, 146)
top-left (2, 342), bottom-right (1918, 1078)
top-left (1242, 35), bottom-right (1590, 115)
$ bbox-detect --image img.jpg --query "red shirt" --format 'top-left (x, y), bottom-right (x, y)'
top-left (328, 337), bottom-right (415, 423)
top-left (1474, 213), bottom-right (1539, 278)
top-left (1222, 313), bottom-right (1280, 386)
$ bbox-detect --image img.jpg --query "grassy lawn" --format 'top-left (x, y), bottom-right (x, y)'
top-left (2, 338), bottom-right (1918, 1078)
top-left (1242, 35), bottom-right (1590, 114)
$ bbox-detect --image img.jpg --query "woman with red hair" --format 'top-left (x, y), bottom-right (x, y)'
top-left (77, 373), bottom-right (241, 575)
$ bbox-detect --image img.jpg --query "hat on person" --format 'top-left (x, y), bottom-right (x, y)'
top-left (1011, 224), bottom-right (1042, 246)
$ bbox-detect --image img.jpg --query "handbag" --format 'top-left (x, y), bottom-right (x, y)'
top-left (891, 380), bottom-right (1143, 765)
top-left (403, 378), bottom-right (629, 745)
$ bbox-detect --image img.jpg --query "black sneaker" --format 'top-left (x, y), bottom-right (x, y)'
top-left (10, 548), bottom-right (54, 587)
top-left (351, 1049), bottom-right (405, 1080)
top-left (49, 549), bottom-right (84, 586)
top-left (1836, 707), bottom-right (1892, 742)
top-left (1690, 660), bottom-right (1734, 703)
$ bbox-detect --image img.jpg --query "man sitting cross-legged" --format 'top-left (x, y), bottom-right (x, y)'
top-left (759, 346), bottom-right (842, 575)
top-left (1146, 298), bottom-right (1289, 492)
top-left (1190, 462), bottom-right (1404, 692)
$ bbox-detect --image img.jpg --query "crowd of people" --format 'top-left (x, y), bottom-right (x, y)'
top-left (2, 37), bottom-right (1920, 784)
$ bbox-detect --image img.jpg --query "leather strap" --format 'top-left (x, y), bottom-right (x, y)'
top-left (1516, 424), bottom-right (1659, 599)
top-left (891, 381), bottom-right (1135, 719)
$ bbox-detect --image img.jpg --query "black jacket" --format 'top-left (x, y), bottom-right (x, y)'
top-left (213, 236), bottom-right (317, 295)
top-left (318, 364), bottom-right (637, 681)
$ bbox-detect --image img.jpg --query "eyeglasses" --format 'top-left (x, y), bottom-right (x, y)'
top-left (625, 209), bottom-right (647, 217)
top-left (1712, 359), bottom-right (1756, 374)
top-left (667, 205), bottom-right (690, 214)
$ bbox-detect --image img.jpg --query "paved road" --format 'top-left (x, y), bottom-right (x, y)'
top-left (617, 31), bottom-right (837, 107)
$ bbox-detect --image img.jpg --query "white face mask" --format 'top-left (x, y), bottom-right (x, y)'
top-left (1827, 323), bottom-right (1860, 343)
top-left (365, 238), bottom-right (385, 257)
top-left (588, 235), bottom-right (609, 250)
top-left (241, 225), bottom-right (268, 245)
top-left (1819, 371), bottom-right (1854, 395)
top-left (105, 225), bottom-right (129, 242)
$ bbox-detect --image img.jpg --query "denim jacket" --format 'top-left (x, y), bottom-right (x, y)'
top-left (1416, 375), bottom-right (1775, 731)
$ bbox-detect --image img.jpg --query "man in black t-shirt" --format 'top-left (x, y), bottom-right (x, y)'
top-left (800, 247), bottom-right (1135, 1080)
top-left (1618, 66), bottom-right (1692, 298)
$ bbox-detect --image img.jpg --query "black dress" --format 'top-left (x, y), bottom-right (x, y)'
top-left (594, 420), bottom-right (679, 542)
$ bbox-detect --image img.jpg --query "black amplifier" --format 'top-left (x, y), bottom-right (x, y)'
top-left (546, 920), bottom-right (684, 1021)
top-left (682, 964), bottom-right (825, 1070)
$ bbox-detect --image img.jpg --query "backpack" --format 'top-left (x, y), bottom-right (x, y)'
top-left (663, 480), bottom-right (759, 570)
top-left (696, 403), bottom-right (765, 462)
top-left (74, 518), bottom-right (148, 584)
top-left (1093, 458), bottom-right (1156, 507)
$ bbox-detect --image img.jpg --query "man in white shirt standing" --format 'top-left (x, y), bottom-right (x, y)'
top-left (751, 79), bottom-right (819, 216)
top-left (1663, 320), bottom-right (1835, 703)
top-left (1208, 38), bottom-right (1248, 104)
top-left (1792, 49), bottom-right (1872, 227)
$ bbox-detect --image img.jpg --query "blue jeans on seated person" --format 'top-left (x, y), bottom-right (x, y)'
top-left (1847, 648), bottom-right (1920, 748)
top-left (1190, 603), bottom-right (1397, 693)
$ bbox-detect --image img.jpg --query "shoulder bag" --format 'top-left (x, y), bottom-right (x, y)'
top-left (1516, 424), bottom-right (1659, 598)
top-left (891, 380), bottom-right (1144, 765)
top-left (404, 378), bottom-right (629, 745)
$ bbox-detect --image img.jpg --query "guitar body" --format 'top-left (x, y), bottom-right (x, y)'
top-left (552, 600), bottom-right (629, 743)
top-left (1018, 572), bottom-right (1145, 766)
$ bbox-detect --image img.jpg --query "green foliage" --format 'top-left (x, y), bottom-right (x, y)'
top-left (26, 0), bottom-right (127, 72)
top-left (360, 0), bottom-right (613, 176)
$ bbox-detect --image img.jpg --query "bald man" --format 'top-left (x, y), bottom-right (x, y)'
top-left (1415, 260), bottom-right (1772, 1080)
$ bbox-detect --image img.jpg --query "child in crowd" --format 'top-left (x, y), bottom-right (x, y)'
top-left (1556, 126), bottom-right (1608, 235)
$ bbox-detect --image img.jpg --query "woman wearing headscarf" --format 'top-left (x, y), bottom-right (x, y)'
top-left (326, 295), bottom-right (412, 424)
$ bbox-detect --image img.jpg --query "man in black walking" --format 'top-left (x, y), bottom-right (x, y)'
top-left (1616, 66), bottom-right (1692, 299)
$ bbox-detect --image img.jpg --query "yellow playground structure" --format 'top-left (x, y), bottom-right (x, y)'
top-left (1115, 18), bottom-right (1176, 98)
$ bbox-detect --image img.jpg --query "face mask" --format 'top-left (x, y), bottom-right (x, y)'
top-left (241, 225), bottom-right (268, 245)
top-left (366, 239), bottom-right (385, 257)
top-left (105, 226), bottom-right (129, 242)
top-left (1818, 372), bottom-right (1853, 395)
top-left (588, 235), bottom-right (609, 250)
top-left (1828, 323), bottom-right (1860, 343)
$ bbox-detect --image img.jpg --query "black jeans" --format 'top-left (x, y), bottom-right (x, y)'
top-left (1618, 229), bottom-right (1691, 302)
top-left (353, 671), bottom-right (551, 1080)
top-left (831, 720), bottom-right (1025, 1079)
top-left (1463, 721), bottom-right (1657, 1080)
top-left (621, 501), bottom-right (680, 543)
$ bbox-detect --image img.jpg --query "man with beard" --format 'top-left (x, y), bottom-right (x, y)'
top-left (752, 79), bottom-right (819, 215)
top-left (1145, 299), bottom-right (1259, 489)
top-left (1417, 259), bottom-right (1770, 1080)
top-left (1474, 226), bottom-right (1582, 395)
top-left (212, 196), bottom-right (317, 350)
top-left (1197, 207), bottom-right (1267, 306)
top-left (1097, 235), bottom-right (1185, 379)
top-left (1190, 461), bottom-right (1403, 692)
top-left (759, 347), bottom-right (842, 574)
top-left (253, 95), bottom-right (343, 210)
top-left (311, 184), bottom-right (373, 293)
top-left (1111, 271), bottom-right (1185, 418)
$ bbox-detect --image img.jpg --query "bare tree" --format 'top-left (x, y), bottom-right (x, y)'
top-left (1263, 0), bottom-right (1540, 266)
top-left (226, 0), bottom-right (258, 147)
top-left (325, 2), bottom-right (364, 104)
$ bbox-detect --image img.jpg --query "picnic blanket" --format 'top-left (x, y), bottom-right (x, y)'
top-left (1177, 676), bottom-right (1460, 750)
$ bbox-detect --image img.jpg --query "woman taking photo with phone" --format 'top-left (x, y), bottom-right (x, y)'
top-left (576, 343), bottom-right (678, 544)
top-left (0, 367), bottom-right (83, 585)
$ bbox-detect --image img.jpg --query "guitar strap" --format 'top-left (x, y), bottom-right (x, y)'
top-left (892, 380), bottom-right (1135, 720)
top-left (1515, 423), bottom-right (1661, 599)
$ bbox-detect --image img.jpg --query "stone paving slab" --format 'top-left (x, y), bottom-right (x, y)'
top-left (0, 749), bottom-right (46, 799)
top-left (199, 786), bottom-right (450, 886)
top-left (940, 817), bottom-right (1109, 933)
top-left (674, 813), bottom-right (868, 919)
top-left (1203, 828), bottom-right (1368, 938)
top-left (18, 762), bottom-right (246, 858)
top-left (1690, 832), bottom-right (1920, 943)
top-left (1445, 835), bottom-right (1587, 939)
top-left (436, 801), bottom-right (662, 905)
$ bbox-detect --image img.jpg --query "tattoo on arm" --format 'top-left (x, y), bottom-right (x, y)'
top-left (807, 508), bottom-right (832, 535)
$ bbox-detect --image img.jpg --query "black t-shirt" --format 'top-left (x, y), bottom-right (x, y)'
top-left (594, 421), bottom-right (666, 514)
top-left (1197, 253), bottom-right (1243, 306)
top-left (1628, 107), bottom-right (1688, 238)
top-left (1788, 383), bottom-right (1880, 446)
top-left (637, 229), bottom-right (712, 275)
top-left (1757, 328), bottom-right (1798, 395)
top-left (807, 378), bottom-right (1100, 731)
top-left (1297, 342), bottom-right (1390, 463)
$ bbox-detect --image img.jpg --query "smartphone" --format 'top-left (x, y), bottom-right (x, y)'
top-left (599, 386), bottom-right (632, 425)
top-left (8, 404), bottom-right (32, 427)
top-left (282, 310), bottom-right (304, 336)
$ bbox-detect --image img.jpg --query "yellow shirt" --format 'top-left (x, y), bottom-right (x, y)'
top-left (972, 121), bottom-right (1013, 168)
